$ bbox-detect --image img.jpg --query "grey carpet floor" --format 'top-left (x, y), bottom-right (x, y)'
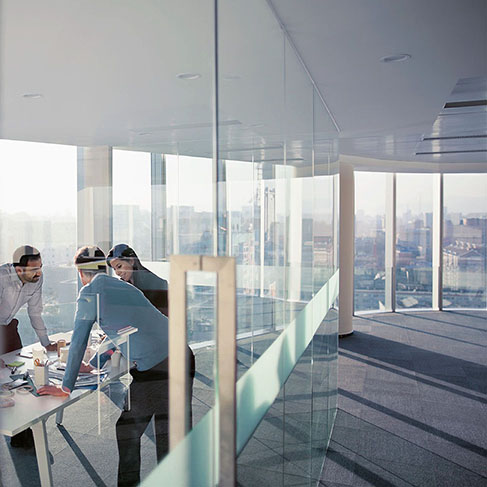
top-left (321, 310), bottom-right (487, 487)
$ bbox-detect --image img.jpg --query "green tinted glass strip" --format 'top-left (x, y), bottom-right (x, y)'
top-left (142, 269), bottom-right (339, 487)
top-left (236, 269), bottom-right (339, 454)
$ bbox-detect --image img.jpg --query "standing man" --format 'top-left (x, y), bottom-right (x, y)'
top-left (0, 246), bottom-right (56, 354)
top-left (39, 246), bottom-right (194, 486)
top-left (0, 245), bottom-right (57, 447)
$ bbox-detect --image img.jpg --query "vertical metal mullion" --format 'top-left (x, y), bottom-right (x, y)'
top-left (212, 0), bottom-right (220, 258)
top-left (432, 174), bottom-right (443, 310)
top-left (385, 173), bottom-right (396, 312)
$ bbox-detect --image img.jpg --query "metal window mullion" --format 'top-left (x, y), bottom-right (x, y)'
top-left (432, 174), bottom-right (443, 310)
top-left (385, 173), bottom-right (396, 312)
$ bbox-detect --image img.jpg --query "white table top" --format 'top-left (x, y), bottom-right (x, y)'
top-left (0, 331), bottom-right (132, 436)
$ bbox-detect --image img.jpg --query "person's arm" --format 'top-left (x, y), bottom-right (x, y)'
top-left (27, 277), bottom-right (54, 349)
top-left (38, 289), bottom-right (97, 396)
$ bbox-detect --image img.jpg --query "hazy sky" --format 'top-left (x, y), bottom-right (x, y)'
top-left (0, 139), bottom-right (76, 217)
top-left (355, 171), bottom-right (487, 216)
top-left (1, 141), bottom-right (485, 219)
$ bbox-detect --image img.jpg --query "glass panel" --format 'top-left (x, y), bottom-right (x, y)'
top-left (354, 172), bottom-right (387, 312)
top-left (443, 174), bottom-right (487, 308)
top-left (0, 140), bottom-right (78, 345)
top-left (166, 155), bottom-right (214, 256)
top-left (396, 174), bottom-right (434, 309)
top-left (217, 0), bottom-right (286, 372)
top-left (284, 37), bottom-right (314, 325)
top-left (218, 2), bottom-right (339, 486)
top-left (113, 149), bottom-right (152, 260)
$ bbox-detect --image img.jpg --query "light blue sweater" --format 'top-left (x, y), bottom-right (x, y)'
top-left (63, 273), bottom-right (168, 391)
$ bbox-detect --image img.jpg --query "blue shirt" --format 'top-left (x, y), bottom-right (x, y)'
top-left (63, 273), bottom-right (168, 391)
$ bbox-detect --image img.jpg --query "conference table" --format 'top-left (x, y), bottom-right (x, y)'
top-left (0, 329), bottom-right (136, 487)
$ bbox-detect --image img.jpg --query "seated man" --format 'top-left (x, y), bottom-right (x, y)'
top-left (39, 246), bottom-right (193, 487)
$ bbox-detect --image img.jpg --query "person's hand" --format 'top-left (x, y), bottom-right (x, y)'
top-left (44, 342), bottom-right (58, 352)
top-left (37, 385), bottom-right (70, 397)
top-left (79, 362), bottom-right (94, 373)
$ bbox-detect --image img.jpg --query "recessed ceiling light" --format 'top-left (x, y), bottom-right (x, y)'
top-left (176, 73), bottom-right (201, 80)
top-left (22, 93), bottom-right (44, 99)
top-left (138, 132), bottom-right (152, 136)
top-left (379, 53), bottom-right (411, 63)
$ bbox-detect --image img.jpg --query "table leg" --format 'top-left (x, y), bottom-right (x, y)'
top-left (32, 420), bottom-right (53, 487)
top-left (56, 409), bottom-right (64, 425)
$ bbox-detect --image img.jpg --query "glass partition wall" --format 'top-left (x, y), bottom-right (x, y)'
top-left (0, 0), bottom-right (339, 486)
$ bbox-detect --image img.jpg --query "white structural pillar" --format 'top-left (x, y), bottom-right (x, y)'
top-left (77, 146), bottom-right (113, 253)
top-left (151, 153), bottom-right (167, 261)
top-left (287, 172), bottom-right (303, 303)
top-left (339, 163), bottom-right (354, 336)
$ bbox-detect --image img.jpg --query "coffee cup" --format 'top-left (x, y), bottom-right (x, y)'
top-left (57, 339), bottom-right (67, 357)
top-left (59, 346), bottom-right (69, 364)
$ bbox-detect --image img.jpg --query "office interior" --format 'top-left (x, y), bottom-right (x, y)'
top-left (0, 0), bottom-right (485, 486)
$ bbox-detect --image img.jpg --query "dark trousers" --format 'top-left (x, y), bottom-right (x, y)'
top-left (116, 349), bottom-right (195, 487)
top-left (0, 318), bottom-right (22, 355)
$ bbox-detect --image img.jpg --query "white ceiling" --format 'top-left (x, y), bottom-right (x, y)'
top-left (1, 0), bottom-right (486, 169)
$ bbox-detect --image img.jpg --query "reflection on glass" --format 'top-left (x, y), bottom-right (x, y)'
top-left (443, 174), bottom-right (487, 308)
top-left (396, 174), bottom-right (434, 309)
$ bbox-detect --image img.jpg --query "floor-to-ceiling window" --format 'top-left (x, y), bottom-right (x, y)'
top-left (396, 174), bottom-right (434, 309)
top-left (354, 172), bottom-right (387, 311)
top-left (0, 140), bottom-right (77, 345)
top-left (443, 173), bottom-right (487, 308)
top-left (354, 171), bottom-right (487, 314)
top-left (112, 149), bottom-right (152, 259)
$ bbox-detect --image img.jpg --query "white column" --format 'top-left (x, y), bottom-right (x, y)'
top-left (151, 153), bottom-right (167, 261)
top-left (77, 146), bottom-right (113, 253)
top-left (339, 163), bottom-right (354, 336)
top-left (432, 174), bottom-right (443, 310)
top-left (287, 174), bottom-right (303, 302)
top-left (385, 173), bottom-right (396, 311)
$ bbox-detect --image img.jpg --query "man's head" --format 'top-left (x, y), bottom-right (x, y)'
top-left (13, 245), bottom-right (43, 284)
top-left (74, 246), bottom-right (107, 285)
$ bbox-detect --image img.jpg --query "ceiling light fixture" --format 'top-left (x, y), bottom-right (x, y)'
top-left (379, 53), bottom-right (411, 63)
top-left (22, 93), bottom-right (44, 99)
top-left (176, 73), bottom-right (201, 80)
